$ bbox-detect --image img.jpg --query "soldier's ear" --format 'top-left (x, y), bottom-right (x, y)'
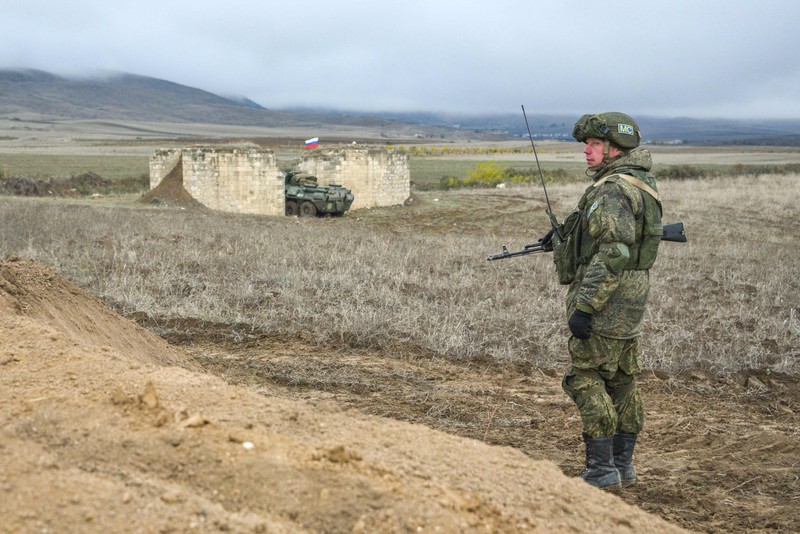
top-left (608, 145), bottom-right (623, 158)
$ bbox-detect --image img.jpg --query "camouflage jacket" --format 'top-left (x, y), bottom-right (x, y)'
top-left (565, 148), bottom-right (659, 339)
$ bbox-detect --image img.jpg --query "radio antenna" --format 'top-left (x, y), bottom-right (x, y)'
top-left (521, 105), bottom-right (554, 217)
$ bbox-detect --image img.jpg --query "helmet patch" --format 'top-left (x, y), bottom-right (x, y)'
top-left (573, 112), bottom-right (641, 148)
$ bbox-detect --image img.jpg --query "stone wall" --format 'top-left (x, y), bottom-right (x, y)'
top-left (149, 147), bottom-right (284, 216)
top-left (148, 149), bottom-right (182, 188)
top-left (296, 147), bottom-right (410, 210)
top-left (149, 146), bottom-right (410, 216)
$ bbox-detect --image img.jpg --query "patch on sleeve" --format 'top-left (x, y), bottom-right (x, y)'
top-left (588, 200), bottom-right (600, 218)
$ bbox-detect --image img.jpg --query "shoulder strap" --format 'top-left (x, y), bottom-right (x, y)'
top-left (594, 173), bottom-right (660, 202)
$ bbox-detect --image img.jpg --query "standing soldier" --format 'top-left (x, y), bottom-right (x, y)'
top-left (544, 112), bottom-right (663, 488)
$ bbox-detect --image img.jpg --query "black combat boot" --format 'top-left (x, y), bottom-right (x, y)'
top-left (613, 433), bottom-right (637, 485)
top-left (580, 433), bottom-right (621, 488)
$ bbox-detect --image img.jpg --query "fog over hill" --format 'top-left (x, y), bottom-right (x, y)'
top-left (0, 69), bottom-right (383, 128)
top-left (2, 69), bottom-right (799, 145)
top-left (322, 109), bottom-right (800, 146)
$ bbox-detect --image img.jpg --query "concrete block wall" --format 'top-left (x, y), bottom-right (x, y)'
top-left (297, 148), bottom-right (410, 210)
top-left (149, 148), bottom-right (284, 216)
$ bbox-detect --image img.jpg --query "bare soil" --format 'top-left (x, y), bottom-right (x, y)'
top-left (1, 258), bottom-right (691, 533)
top-left (140, 155), bottom-right (206, 209)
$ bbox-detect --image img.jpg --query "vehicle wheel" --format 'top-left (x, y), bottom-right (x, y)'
top-left (300, 201), bottom-right (317, 217)
top-left (285, 201), bottom-right (298, 216)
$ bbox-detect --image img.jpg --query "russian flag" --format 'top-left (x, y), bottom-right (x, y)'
top-left (305, 137), bottom-right (319, 149)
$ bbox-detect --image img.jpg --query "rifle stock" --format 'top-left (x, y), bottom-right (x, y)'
top-left (661, 221), bottom-right (687, 242)
top-left (487, 221), bottom-right (687, 261)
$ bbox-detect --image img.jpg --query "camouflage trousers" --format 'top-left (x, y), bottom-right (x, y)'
top-left (561, 334), bottom-right (644, 438)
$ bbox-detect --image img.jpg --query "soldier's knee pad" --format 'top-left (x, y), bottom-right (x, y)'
top-left (562, 368), bottom-right (607, 407)
top-left (561, 371), bottom-right (578, 403)
top-left (563, 368), bottom-right (618, 437)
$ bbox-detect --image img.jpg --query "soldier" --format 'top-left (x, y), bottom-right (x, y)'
top-left (543, 112), bottom-right (662, 488)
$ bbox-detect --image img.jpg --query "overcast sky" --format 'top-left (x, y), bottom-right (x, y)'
top-left (2, 0), bottom-right (799, 119)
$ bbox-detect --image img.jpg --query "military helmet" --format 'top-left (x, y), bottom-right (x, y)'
top-left (572, 112), bottom-right (641, 149)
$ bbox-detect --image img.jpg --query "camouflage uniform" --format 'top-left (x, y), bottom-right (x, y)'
top-left (560, 147), bottom-right (658, 439)
top-left (548, 112), bottom-right (662, 487)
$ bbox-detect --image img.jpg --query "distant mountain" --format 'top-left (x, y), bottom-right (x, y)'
top-left (223, 96), bottom-right (266, 110)
top-left (634, 116), bottom-right (800, 146)
top-left (0, 69), bottom-right (272, 124)
top-left (0, 69), bottom-right (460, 137)
top-left (321, 110), bottom-right (800, 146)
top-left (2, 69), bottom-right (799, 145)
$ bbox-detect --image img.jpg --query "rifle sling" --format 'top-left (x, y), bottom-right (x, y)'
top-left (594, 173), bottom-right (660, 202)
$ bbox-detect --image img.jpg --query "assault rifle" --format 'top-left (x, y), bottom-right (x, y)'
top-left (488, 105), bottom-right (688, 262)
top-left (487, 221), bottom-right (687, 261)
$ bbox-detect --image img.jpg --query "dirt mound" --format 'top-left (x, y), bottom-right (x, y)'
top-left (0, 258), bottom-right (687, 533)
top-left (0, 172), bottom-right (113, 197)
top-left (140, 155), bottom-right (206, 209)
top-left (0, 175), bottom-right (56, 196)
top-left (64, 171), bottom-right (111, 193)
top-left (0, 257), bottom-right (194, 369)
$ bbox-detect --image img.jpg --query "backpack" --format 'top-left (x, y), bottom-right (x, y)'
top-left (614, 173), bottom-right (663, 270)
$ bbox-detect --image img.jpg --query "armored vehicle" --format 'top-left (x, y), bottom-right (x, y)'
top-left (284, 172), bottom-right (354, 217)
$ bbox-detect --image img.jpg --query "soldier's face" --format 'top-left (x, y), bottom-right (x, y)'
top-left (584, 138), bottom-right (621, 167)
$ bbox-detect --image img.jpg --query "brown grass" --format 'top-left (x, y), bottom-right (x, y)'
top-left (0, 172), bottom-right (797, 376)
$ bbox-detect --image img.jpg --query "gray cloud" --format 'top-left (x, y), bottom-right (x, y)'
top-left (2, 0), bottom-right (799, 119)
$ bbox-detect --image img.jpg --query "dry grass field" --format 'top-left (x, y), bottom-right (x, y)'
top-left (1, 130), bottom-right (799, 532)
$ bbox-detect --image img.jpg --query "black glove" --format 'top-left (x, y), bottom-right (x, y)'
top-left (568, 309), bottom-right (593, 339)
top-left (540, 228), bottom-right (555, 252)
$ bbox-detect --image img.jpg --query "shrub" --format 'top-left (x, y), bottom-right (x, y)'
top-left (439, 176), bottom-right (462, 190)
top-left (462, 161), bottom-right (507, 188)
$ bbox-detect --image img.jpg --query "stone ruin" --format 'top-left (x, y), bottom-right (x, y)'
top-left (295, 147), bottom-right (410, 211)
top-left (148, 146), bottom-right (410, 216)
